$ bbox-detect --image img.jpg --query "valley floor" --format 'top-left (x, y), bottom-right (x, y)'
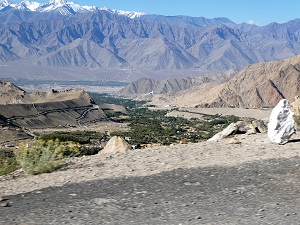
top-left (159, 107), bottom-right (271, 120)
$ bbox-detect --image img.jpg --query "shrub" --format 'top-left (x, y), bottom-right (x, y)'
top-left (40, 131), bottom-right (102, 145)
top-left (14, 140), bottom-right (80, 175)
top-left (40, 133), bottom-right (89, 144)
top-left (79, 146), bottom-right (102, 155)
top-left (0, 151), bottom-right (19, 176)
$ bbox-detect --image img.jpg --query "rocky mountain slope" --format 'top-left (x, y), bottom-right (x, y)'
top-left (159, 55), bottom-right (300, 108)
top-left (0, 80), bottom-right (26, 104)
top-left (1, 1), bottom-right (300, 81)
top-left (119, 71), bottom-right (236, 96)
top-left (0, 80), bottom-right (107, 129)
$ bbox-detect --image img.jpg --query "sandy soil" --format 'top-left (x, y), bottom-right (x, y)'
top-left (1, 132), bottom-right (300, 197)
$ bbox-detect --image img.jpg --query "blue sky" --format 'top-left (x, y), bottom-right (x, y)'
top-left (16, 0), bottom-right (300, 26)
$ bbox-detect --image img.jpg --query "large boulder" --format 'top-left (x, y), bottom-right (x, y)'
top-left (290, 96), bottom-right (300, 129)
top-left (208, 119), bottom-right (267, 141)
top-left (268, 99), bottom-right (296, 144)
top-left (252, 119), bottom-right (268, 133)
top-left (208, 123), bottom-right (238, 141)
top-left (100, 136), bottom-right (131, 154)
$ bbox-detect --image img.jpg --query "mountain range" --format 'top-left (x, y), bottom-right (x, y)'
top-left (1, 0), bottom-right (300, 81)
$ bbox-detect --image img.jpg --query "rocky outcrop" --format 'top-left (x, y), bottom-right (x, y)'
top-left (290, 96), bottom-right (300, 129)
top-left (0, 81), bottom-right (107, 129)
top-left (0, 81), bottom-right (95, 105)
top-left (0, 81), bottom-right (26, 104)
top-left (208, 120), bottom-right (267, 141)
top-left (100, 136), bottom-right (131, 154)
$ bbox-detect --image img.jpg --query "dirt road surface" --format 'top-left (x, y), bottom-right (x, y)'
top-left (1, 132), bottom-right (300, 224)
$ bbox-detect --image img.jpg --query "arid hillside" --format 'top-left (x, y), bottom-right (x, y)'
top-left (0, 81), bottom-right (107, 130)
top-left (155, 54), bottom-right (300, 108)
top-left (0, 81), bottom-right (26, 104)
top-left (118, 71), bottom-right (236, 96)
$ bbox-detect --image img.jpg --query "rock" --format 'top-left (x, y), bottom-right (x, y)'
top-left (208, 120), bottom-right (259, 141)
top-left (0, 196), bottom-right (6, 202)
top-left (290, 96), bottom-right (300, 129)
top-left (0, 202), bottom-right (9, 207)
top-left (208, 123), bottom-right (238, 141)
top-left (195, 215), bottom-right (202, 220)
top-left (179, 139), bottom-right (188, 144)
top-left (252, 120), bottom-right (268, 133)
top-left (267, 99), bottom-right (296, 144)
top-left (246, 128), bottom-right (257, 135)
top-left (235, 121), bottom-right (254, 133)
top-left (227, 138), bottom-right (241, 144)
top-left (100, 136), bottom-right (131, 154)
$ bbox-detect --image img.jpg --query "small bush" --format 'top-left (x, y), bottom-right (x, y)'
top-left (0, 151), bottom-right (19, 176)
top-left (80, 146), bottom-right (102, 155)
top-left (14, 140), bottom-right (81, 175)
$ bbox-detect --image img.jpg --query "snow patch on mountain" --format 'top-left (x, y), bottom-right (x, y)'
top-left (50, 0), bottom-right (67, 4)
top-left (113, 9), bottom-right (148, 19)
top-left (82, 5), bottom-right (97, 11)
top-left (99, 6), bottom-right (148, 19)
top-left (39, 1), bottom-right (82, 15)
top-left (0, 0), bottom-right (10, 10)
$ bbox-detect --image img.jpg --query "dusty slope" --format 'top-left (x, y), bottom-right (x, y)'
top-left (0, 81), bottom-right (94, 105)
top-left (156, 55), bottom-right (300, 108)
top-left (0, 81), bottom-right (26, 104)
top-left (1, 132), bottom-right (300, 196)
top-left (0, 81), bottom-right (107, 129)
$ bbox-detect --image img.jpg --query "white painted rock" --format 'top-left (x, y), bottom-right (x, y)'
top-left (267, 99), bottom-right (296, 144)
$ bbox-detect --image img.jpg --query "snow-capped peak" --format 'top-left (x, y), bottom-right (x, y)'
top-left (0, 0), bottom-right (10, 9)
top-left (14, 1), bottom-right (41, 11)
top-left (0, 0), bottom-right (148, 19)
top-left (49, 0), bottom-right (67, 5)
top-left (0, 0), bottom-right (9, 5)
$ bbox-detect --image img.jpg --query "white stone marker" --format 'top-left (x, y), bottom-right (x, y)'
top-left (268, 99), bottom-right (296, 144)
